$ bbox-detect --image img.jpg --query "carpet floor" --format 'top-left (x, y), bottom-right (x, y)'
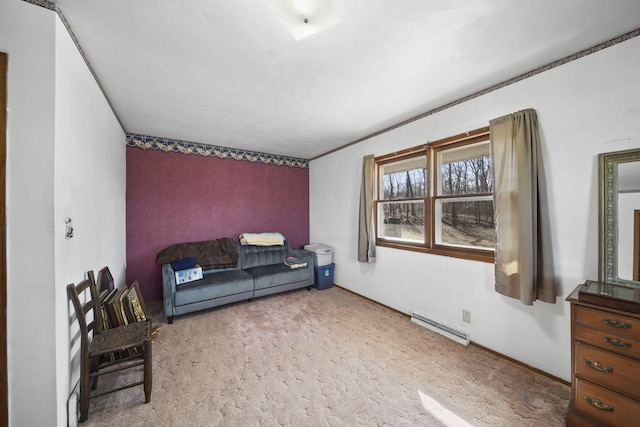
top-left (81, 286), bottom-right (569, 426)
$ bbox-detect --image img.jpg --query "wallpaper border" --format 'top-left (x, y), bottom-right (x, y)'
top-left (23, 0), bottom-right (54, 10)
top-left (126, 134), bottom-right (309, 169)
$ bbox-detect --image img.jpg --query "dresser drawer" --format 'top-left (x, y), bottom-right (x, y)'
top-left (574, 378), bottom-right (640, 426)
top-left (575, 342), bottom-right (640, 400)
top-left (575, 323), bottom-right (640, 359)
top-left (575, 306), bottom-right (640, 340)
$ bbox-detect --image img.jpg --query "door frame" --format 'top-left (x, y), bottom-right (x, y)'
top-left (1, 51), bottom-right (8, 425)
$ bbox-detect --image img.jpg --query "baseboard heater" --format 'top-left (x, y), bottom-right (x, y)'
top-left (410, 311), bottom-right (470, 346)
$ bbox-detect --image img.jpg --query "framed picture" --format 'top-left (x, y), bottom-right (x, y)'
top-left (124, 281), bottom-right (148, 322)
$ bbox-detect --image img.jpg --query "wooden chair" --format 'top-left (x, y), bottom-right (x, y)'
top-left (67, 273), bottom-right (152, 423)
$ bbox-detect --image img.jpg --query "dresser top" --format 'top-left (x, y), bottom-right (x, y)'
top-left (568, 283), bottom-right (640, 318)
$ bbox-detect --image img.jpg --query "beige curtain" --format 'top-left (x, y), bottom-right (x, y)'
top-left (358, 154), bottom-right (376, 263)
top-left (490, 109), bottom-right (556, 305)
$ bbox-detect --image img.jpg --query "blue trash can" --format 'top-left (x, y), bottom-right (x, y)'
top-left (314, 263), bottom-right (335, 290)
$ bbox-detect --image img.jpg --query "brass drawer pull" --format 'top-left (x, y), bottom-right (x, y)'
top-left (582, 358), bottom-right (613, 373)
top-left (604, 337), bottom-right (632, 348)
top-left (603, 318), bottom-right (632, 329)
top-left (584, 396), bottom-right (615, 412)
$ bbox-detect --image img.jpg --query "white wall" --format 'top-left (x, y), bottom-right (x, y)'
top-left (1, 1), bottom-right (127, 425)
top-left (54, 12), bottom-right (127, 427)
top-left (310, 35), bottom-right (640, 381)
top-left (1, 1), bottom-right (57, 425)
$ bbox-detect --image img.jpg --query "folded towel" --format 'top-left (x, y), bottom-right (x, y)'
top-left (239, 232), bottom-right (285, 246)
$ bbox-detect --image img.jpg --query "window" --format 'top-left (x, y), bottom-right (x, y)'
top-left (375, 127), bottom-right (495, 262)
top-left (435, 140), bottom-right (494, 249)
top-left (378, 156), bottom-right (426, 243)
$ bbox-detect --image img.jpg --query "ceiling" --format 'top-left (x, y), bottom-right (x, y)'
top-left (52, 0), bottom-right (640, 160)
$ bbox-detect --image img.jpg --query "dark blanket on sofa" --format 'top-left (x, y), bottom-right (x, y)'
top-left (156, 237), bottom-right (238, 270)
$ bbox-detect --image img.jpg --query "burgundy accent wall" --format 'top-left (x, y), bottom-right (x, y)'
top-left (126, 147), bottom-right (309, 300)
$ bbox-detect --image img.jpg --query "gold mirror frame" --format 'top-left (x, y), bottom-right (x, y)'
top-left (599, 148), bottom-right (640, 287)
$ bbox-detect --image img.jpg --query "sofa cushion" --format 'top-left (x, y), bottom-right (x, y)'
top-left (238, 241), bottom-right (290, 269)
top-left (174, 270), bottom-right (253, 306)
top-left (244, 263), bottom-right (311, 291)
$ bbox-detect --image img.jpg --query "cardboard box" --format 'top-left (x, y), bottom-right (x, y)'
top-left (175, 266), bottom-right (203, 285)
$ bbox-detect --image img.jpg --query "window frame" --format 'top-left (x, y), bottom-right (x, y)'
top-left (376, 151), bottom-right (428, 245)
top-left (374, 127), bottom-right (495, 263)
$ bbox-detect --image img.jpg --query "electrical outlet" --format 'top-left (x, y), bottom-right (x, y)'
top-left (462, 309), bottom-right (471, 323)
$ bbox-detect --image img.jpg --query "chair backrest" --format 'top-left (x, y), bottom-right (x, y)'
top-left (67, 273), bottom-right (103, 345)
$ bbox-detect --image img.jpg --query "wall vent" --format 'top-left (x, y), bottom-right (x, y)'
top-left (411, 312), bottom-right (470, 346)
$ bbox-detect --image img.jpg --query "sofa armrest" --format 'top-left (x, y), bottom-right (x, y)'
top-left (289, 247), bottom-right (314, 268)
top-left (289, 247), bottom-right (315, 285)
top-left (162, 263), bottom-right (177, 317)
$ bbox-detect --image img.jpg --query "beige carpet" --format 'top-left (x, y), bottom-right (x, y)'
top-left (81, 286), bottom-right (569, 426)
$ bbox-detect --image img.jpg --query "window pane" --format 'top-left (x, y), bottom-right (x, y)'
top-left (378, 201), bottom-right (425, 242)
top-left (381, 157), bottom-right (426, 200)
top-left (438, 141), bottom-right (492, 196)
top-left (436, 199), bottom-right (494, 249)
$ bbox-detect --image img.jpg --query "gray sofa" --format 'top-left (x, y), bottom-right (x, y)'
top-left (160, 239), bottom-right (314, 323)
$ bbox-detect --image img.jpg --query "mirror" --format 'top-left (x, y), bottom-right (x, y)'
top-left (599, 148), bottom-right (640, 287)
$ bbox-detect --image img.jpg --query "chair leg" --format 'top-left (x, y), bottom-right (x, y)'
top-left (89, 356), bottom-right (100, 391)
top-left (143, 339), bottom-right (152, 403)
top-left (79, 356), bottom-right (91, 423)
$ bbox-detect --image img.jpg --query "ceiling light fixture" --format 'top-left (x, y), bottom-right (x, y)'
top-left (267, 0), bottom-right (340, 40)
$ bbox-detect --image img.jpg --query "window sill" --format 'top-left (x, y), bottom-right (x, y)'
top-left (376, 240), bottom-right (495, 263)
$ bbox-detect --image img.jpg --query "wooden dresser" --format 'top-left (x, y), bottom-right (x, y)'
top-left (566, 284), bottom-right (640, 426)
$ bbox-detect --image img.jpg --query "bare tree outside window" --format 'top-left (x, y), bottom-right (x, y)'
top-left (379, 158), bottom-right (426, 242)
top-left (437, 142), bottom-right (494, 249)
top-left (375, 127), bottom-right (494, 263)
